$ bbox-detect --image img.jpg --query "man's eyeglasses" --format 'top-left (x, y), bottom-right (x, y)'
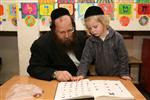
top-left (55, 28), bottom-right (74, 34)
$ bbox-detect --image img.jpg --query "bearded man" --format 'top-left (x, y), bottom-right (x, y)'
top-left (27, 8), bottom-right (87, 81)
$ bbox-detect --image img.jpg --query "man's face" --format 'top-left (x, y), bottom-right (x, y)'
top-left (54, 15), bottom-right (74, 45)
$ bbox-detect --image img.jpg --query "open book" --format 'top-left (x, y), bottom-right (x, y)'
top-left (54, 79), bottom-right (135, 100)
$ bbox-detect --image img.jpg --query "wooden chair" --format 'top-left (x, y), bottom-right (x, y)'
top-left (141, 38), bottom-right (150, 93)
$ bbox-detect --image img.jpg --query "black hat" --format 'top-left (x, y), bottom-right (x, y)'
top-left (51, 8), bottom-right (70, 21)
top-left (84, 6), bottom-right (104, 19)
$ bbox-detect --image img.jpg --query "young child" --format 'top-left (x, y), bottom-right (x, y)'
top-left (73, 6), bottom-right (131, 81)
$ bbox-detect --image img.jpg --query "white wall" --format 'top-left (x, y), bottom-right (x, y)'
top-left (17, 0), bottom-right (39, 75)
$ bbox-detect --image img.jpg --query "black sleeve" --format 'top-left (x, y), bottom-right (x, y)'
top-left (75, 31), bottom-right (89, 60)
top-left (27, 41), bottom-right (55, 81)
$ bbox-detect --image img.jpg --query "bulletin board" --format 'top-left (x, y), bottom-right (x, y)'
top-left (0, 0), bottom-right (150, 31)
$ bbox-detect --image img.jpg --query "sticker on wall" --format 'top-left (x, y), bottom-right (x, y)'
top-left (115, 0), bottom-right (134, 2)
top-left (11, 17), bottom-right (17, 26)
top-left (0, 4), bottom-right (4, 25)
top-left (116, 3), bottom-right (133, 27)
top-left (139, 15), bottom-right (149, 26)
top-left (119, 4), bottom-right (132, 16)
top-left (119, 16), bottom-right (130, 26)
top-left (8, 4), bottom-right (18, 26)
top-left (77, 0), bottom-right (95, 3)
top-left (38, 0), bottom-right (55, 3)
top-left (98, 3), bottom-right (114, 20)
top-left (96, 0), bottom-right (114, 3)
top-left (115, 3), bottom-right (133, 19)
top-left (21, 3), bottom-right (38, 18)
top-left (0, 17), bottom-right (2, 25)
top-left (77, 3), bottom-right (94, 19)
top-left (39, 4), bottom-right (54, 17)
top-left (41, 16), bottom-right (46, 25)
top-left (0, 4), bottom-right (4, 16)
top-left (25, 15), bottom-right (36, 27)
top-left (41, 16), bottom-right (50, 27)
top-left (8, 4), bottom-right (18, 18)
top-left (136, 4), bottom-right (150, 18)
top-left (135, 0), bottom-right (150, 3)
top-left (58, 3), bottom-right (74, 16)
top-left (57, 0), bottom-right (75, 3)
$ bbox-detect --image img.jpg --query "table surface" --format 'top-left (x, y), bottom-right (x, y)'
top-left (0, 76), bottom-right (146, 100)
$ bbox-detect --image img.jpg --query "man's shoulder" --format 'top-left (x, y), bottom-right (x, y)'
top-left (33, 32), bottom-right (53, 46)
top-left (38, 31), bottom-right (52, 41)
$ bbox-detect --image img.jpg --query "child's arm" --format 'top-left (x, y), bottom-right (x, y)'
top-left (117, 34), bottom-right (130, 77)
top-left (77, 39), bottom-right (95, 78)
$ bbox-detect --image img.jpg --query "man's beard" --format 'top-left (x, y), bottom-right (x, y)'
top-left (54, 33), bottom-right (76, 52)
top-left (62, 39), bottom-right (75, 52)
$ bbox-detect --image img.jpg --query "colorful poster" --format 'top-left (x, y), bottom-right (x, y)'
top-left (21, 3), bottom-right (38, 18)
top-left (39, 4), bottom-right (54, 16)
top-left (96, 0), bottom-right (114, 3)
top-left (38, 0), bottom-right (55, 3)
top-left (58, 3), bottom-right (74, 16)
top-left (115, 0), bottom-right (134, 2)
top-left (0, 4), bottom-right (4, 25)
top-left (119, 4), bottom-right (132, 15)
top-left (116, 3), bottom-right (133, 18)
top-left (77, 3), bottom-right (94, 18)
top-left (57, 0), bottom-right (75, 3)
top-left (137, 4), bottom-right (150, 18)
top-left (8, 4), bottom-right (17, 17)
top-left (120, 16), bottom-right (130, 26)
top-left (139, 15), bottom-right (149, 26)
top-left (25, 15), bottom-right (36, 27)
top-left (77, 0), bottom-right (95, 3)
top-left (0, 4), bottom-right (4, 16)
top-left (136, 4), bottom-right (150, 26)
top-left (41, 16), bottom-right (50, 26)
top-left (135, 0), bottom-right (150, 3)
top-left (116, 3), bottom-right (133, 27)
top-left (8, 4), bottom-right (18, 26)
top-left (98, 3), bottom-right (114, 20)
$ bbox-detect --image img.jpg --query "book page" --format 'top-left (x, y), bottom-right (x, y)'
top-left (54, 80), bottom-right (134, 100)
top-left (54, 79), bottom-right (94, 100)
top-left (90, 80), bottom-right (134, 99)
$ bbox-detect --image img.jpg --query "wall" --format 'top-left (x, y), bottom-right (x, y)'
top-left (125, 35), bottom-right (150, 59)
top-left (125, 34), bottom-right (150, 83)
top-left (17, 0), bottom-right (39, 76)
top-left (0, 35), bottom-right (19, 84)
top-left (0, 0), bottom-right (150, 82)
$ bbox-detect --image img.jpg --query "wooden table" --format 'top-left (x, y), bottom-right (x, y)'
top-left (0, 76), bottom-right (146, 100)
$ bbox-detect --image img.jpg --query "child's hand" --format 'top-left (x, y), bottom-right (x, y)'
top-left (71, 76), bottom-right (84, 81)
top-left (121, 75), bottom-right (132, 80)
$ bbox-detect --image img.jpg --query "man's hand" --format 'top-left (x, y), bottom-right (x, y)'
top-left (55, 71), bottom-right (73, 81)
top-left (71, 76), bottom-right (84, 81)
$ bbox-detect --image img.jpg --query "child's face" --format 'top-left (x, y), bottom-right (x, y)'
top-left (85, 19), bottom-right (105, 37)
